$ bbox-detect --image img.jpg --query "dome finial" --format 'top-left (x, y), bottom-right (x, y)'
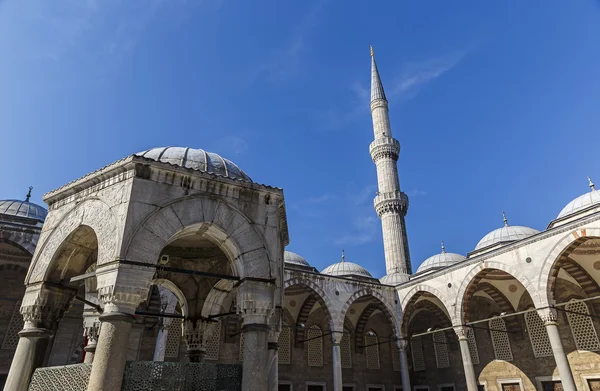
top-left (441, 240), bottom-right (446, 253)
top-left (341, 249), bottom-right (346, 263)
top-left (25, 186), bottom-right (33, 202)
top-left (589, 176), bottom-right (596, 191)
top-left (370, 45), bottom-right (374, 57)
top-left (502, 210), bottom-right (509, 227)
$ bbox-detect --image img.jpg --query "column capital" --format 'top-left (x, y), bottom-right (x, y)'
top-left (183, 319), bottom-right (218, 352)
top-left (20, 283), bottom-right (75, 330)
top-left (537, 308), bottom-right (558, 325)
top-left (331, 331), bottom-right (344, 345)
top-left (454, 326), bottom-right (471, 340)
top-left (96, 261), bottom-right (155, 314)
top-left (237, 280), bottom-right (275, 326)
top-left (395, 338), bottom-right (409, 351)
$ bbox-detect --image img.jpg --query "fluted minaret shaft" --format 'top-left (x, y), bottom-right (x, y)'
top-left (369, 48), bottom-right (412, 278)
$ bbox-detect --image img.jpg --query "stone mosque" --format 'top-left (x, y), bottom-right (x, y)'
top-left (1, 48), bottom-right (600, 391)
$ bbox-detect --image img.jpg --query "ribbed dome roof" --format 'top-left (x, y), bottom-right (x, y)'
top-left (417, 242), bottom-right (465, 273)
top-left (0, 200), bottom-right (47, 222)
top-left (321, 252), bottom-right (373, 278)
top-left (136, 147), bottom-right (252, 182)
top-left (284, 251), bottom-right (311, 267)
top-left (557, 178), bottom-right (600, 219)
top-left (475, 212), bottom-right (538, 250)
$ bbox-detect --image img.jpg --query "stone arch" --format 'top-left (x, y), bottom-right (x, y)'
top-left (354, 301), bottom-right (392, 351)
top-left (537, 228), bottom-right (600, 306)
top-left (400, 286), bottom-right (453, 336)
top-left (0, 232), bottom-right (36, 255)
top-left (201, 279), bottom-right (236, 318)
top-left (477, 282), bottom-right (521, 333)
top-left (26, 198), bottom-right (119, 284)
top-left (338, 288), bottom-right (399, 337)
top-left (283, 277), bottom-right (336, 342)
top-left (153, 278), bottom-right (189, 318)
top-left (123, 196), bottom-right (272, 279)
top-left (454, 261), bottom-right (541, 324)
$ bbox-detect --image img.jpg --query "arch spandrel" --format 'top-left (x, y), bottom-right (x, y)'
top-left (454, 261), bottom-right (541, 325)
top-left (537, 227), bottom-right (600, 307)
top-left (25, 198), bottom-right (119, 284)
top-left (338, 288), bottom-right (399, 335)
top-left (123, 196), bottom-right (273, 279)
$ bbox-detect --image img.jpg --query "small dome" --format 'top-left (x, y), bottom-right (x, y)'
top-left (417, 242), bottom-right (465, 273)
top-left (0, 200), bottom-right (47, 222)
top-left (557, 177), bottom-right (600, 219)
top-left (380, 272), bottom-right (409, 285)
top-left (136, 147), bottom-right (252, 182)
top-left (475, 212), bottom-right (538, 250)
top-left (321, 251), bottom-right (373, 278)
top-left (284, 251), bottom-right (311, 267)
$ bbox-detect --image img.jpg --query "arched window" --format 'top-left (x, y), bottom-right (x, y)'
top-left (411, 336), bottom-right (425, 371)
top-left (525, 311), bottom-right (552, 357)
top-left (490, 318), bottom-right (513, 361)
top-left (340, 331), bottom-right (352, 368)
top-left (278, 323), bottom-right (291, 365)
top-left (307, 325), bottom-right (323, 367)
top-left (1, 301), bottom-right (23, 350)
top-left (432, 331), bottom-right (449, 368)
top-left (566, 301), bottom-right (600, 351)
top-left (205, 321), bottom-right (221, 361)
top-left (467, 327), bottom-right (480, 365)
top-left (365, 330), bottom-right (380, 370)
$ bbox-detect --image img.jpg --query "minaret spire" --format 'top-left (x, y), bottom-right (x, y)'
top-left (589, 176), bottom-right (596, 191)
top-left (502, 211), bottom-right (509, 227)
top-left (369, 47), bottom-right (411, 283)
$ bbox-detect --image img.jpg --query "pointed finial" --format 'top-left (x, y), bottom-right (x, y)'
top-left (25, 186), bottom-right (33, 202)
top-left (370, 45), bottom-right (374, 57)
top-left (589, 176), bottom-right (596, 191)
top-left (441, 241), bottom-right (446, 253)
top-left (502, 210), bottom-right (509, 227)
top-left (341, 249), bottom-right (346, 262)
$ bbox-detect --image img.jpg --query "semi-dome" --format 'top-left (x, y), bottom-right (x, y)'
top-left (0, 188), bottom-right (47, 222)
top-left (417, 242), bottom-right (465, 273)
top-left (557, 177), bottom-right (600, 219)
top-left (321, 251), bottom-right (373, 279)
top-left (475, 212), bottom-right (539, 251)
top-left (136, 147), bottom-right (252, 182)
top-left (284, 251), bottom-right (311, 267)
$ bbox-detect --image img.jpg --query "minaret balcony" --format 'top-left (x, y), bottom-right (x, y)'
top-left (374, 191), bottom-right (409, 217)
top-left (369, 137), bottom-right (400, 162)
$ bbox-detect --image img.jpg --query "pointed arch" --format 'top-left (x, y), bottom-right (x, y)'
top-left (338, 288), bottom-right (399, 336)
top-left (400, 286), bottom-right (453, 336)
top-left (283, 277), bottom-right (336, 330)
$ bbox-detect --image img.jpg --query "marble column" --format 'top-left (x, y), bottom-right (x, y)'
top-left (331, 332), bottom-right (344, 391)
top-left (539, 308), bottom-right (577, 391)
top-left (396, 339), bottom-right (411, 391)
top-left (454, 327), bottom-right (478, 391)
top-left (153, 319), bottom-right (169, 362)
top-left (3, 284), bottom-right (73, 391)
top-left (238, 280), bottom-right (275, 391)
top-left (86, 262), bottom-right (155, 391)
top-left (267, 339), bottom-right (279, 391)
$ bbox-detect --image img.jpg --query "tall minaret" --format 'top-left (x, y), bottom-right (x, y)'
top-left (369, 46), bottom-right (412, 282)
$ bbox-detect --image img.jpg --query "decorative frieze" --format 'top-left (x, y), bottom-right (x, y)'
top-left (374, 191), bottom-right (409, 217)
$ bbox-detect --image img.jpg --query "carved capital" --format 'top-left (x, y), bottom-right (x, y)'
top-left (96, 262), bottom-right (155, 314)
top-left (20, 284), bottom-right (75, 330)
top-left (537, 308), bottom-right (558, 325)
top-left (183, 319), bottom-right (218, 351)
top-left (454, 326), bottom-right (471, 340)
top-left (331, 331), bottom-right (344, 345)
top-left (237, 280), bottom-right (275, 326)
top-left (395, 338), bottom-right (408, 351)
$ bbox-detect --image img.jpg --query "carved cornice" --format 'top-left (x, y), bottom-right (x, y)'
top-left (374, 191), bottom-right (409, 217)
top-left (20, 284), bottom-right (75, 330)
top-left (370, 99), bottom-right (388, 111)
top-left (370, 137), bottom-right (400, 162)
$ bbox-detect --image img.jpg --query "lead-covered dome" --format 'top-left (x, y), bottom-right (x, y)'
top-left (136, 147), bottom-right (252, 182)
top-left (417, 242), bottom-right (465, 273)
top-left (321, 251), bottom-right (373, 279)
top-left (557, 177), bottom-right (600, 219)
top-left (284, 251), bottom-right (311, 267)
top-left (0, 199), bottom-right (47, 222)
top-left (475, 212), bottom-right (539, 250)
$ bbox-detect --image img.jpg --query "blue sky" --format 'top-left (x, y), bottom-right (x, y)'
top-left (1, 1), bottom-right (600, 277)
